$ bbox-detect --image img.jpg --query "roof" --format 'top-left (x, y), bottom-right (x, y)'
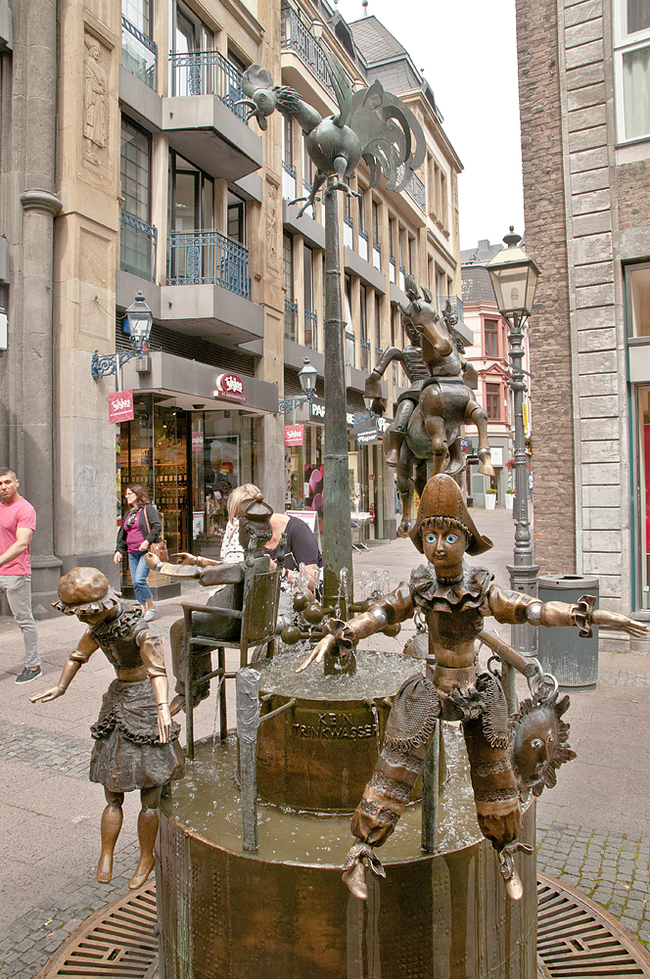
top-left (461, 264), bottom-right (498, 304)
top-left (460, 239), bottom-right (504, 265)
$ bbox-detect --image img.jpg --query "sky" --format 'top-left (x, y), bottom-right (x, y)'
top-left (333, 0), bottom-right (525, 252)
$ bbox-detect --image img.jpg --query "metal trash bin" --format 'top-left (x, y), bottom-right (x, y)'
top-left (537, 574), bottom-right (599, 687)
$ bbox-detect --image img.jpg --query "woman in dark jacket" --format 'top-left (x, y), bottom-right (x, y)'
top-left (113, 484), bottom-right (161, 620)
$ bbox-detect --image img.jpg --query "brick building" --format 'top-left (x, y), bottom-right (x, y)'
top-left (515, 0), bottom-right (650, 629)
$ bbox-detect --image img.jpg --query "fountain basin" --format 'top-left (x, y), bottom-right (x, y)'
top-left (158, 721), bottom-right (537, 979)
top-left (255, 649), bottom-right (421, 811)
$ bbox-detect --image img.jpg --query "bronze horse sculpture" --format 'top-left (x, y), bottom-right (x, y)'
top-left (367, 277), bottom-right (495, 536)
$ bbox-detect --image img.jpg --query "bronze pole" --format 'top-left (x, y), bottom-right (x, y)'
top-left (322, 181), bottom-right (353, 614)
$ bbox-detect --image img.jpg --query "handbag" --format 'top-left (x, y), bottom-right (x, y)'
top-left (144, 506), bottom-right (169, 563)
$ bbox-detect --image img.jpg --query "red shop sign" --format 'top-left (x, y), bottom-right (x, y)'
top-left (285, 424), bottom-right (304, 446)
top-left (214, 372), bottom-right (247, 402)
top-left (108, 388), bottom-right (134, 424)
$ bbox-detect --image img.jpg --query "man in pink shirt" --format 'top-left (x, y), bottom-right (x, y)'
top-left (0, 468), bottom-right (41, 683)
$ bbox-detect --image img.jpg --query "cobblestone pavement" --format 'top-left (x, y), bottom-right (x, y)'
top-left (2, 507), bottom-right (650, 976)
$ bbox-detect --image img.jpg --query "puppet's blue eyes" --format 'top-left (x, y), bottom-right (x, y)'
top-left (446, 534), bottom-right (458, 544)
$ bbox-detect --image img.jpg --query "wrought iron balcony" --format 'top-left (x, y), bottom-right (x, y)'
top-left (405, 171), bottom-right (426, 211)
top-left (436, 295), bottom-right (464, 322)
top-left (120, 212), bottom-right (157, 281)
top-left (168, 230), bottom-right (251, 298)
top-left (168, 49), bottom-right (247, 121)
top-left (122, 16), bottom-right (157, 90)
top-left (281, 6), bottom-right (335, 96)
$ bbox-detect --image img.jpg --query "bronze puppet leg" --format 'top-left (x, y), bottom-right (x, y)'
top-left (97, 789), bottom-right (124, 883)
top-left (129, 785), bottom-right (162, 889)
top-left (344, 674), bottom-right (440, 899)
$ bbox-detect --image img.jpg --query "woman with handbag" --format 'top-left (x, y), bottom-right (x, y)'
top-left (113, 485), bottom-right (162, 621)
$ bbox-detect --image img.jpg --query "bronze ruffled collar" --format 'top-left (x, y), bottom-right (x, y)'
top-left (410, 562), bottom-right (493, 611)
top-left (90, 602), bottom-right (143, 641)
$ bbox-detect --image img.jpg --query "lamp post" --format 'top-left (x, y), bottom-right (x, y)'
top-left (277, 358), bottom-right (318, 414)
top-left (91, 291), bottom-right (154, 385)
top-left (487, 228), bottom-right (540, 655)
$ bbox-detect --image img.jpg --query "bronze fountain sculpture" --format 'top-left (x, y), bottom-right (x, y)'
top-left (298, 474), bottom-right (646, 902)
top-left (31, 568), bottom-right (184, 889)
top-left (367, 276), bottom-right (494, 535)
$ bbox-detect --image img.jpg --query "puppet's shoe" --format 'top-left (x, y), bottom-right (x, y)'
top-left (169, 694), bottom-right (186, 716)
top-left (342, 860), bottom-right (368, 901)
top-left (504, 868), bottom-right (524, 901)
top-left (96, 853), bottom-right (113, 884)
top-left (129, 855), bottom-right (155, 890)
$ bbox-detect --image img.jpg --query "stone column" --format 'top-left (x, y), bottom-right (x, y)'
top-left (5, 0), bottom-right (63, 616)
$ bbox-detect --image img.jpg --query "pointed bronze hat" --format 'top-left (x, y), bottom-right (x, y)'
top-left (409, 474), bottom-right (493, 556)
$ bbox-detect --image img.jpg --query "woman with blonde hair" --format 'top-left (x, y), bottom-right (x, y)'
top-left (220, 483), bottom-right (261, 563)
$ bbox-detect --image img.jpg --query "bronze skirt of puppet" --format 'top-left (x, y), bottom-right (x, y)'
top-left (89, 679), bottom-right (185, 792)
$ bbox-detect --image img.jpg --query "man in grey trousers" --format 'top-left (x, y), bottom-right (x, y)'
top-left (0, 468), bottom-right (41, 683)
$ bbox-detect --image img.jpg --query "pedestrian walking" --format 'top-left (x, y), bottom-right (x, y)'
top-left (0, 467), bottom-right (41, 683)
top-left (113, 485), bottom-right (161, 621)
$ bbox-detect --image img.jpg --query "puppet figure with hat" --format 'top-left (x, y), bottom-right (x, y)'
top-left (299, 473), bottom-right (646, 901)
top-left (31, 567), bottom-right (184, 889)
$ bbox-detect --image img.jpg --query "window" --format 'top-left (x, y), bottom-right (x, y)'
top-left (372, 201), bottom-right (379, 246)
top-left (304, 245), bottom-right (316, 349)
top-left (388, 217), bottom-right (395, 259)
top-left (227, 192), bottom-right (245, 244)
top-left (486, 383), bottom-right (501, 420)
top-left (615, 0), bottom-right (650, 141)
top-left (169, 152), bottom-right (214, 232)
top-left (284, 233), bottom-right (296, 340)
top-left (360, 286), bottom-right (369, 371)
top-left (120, 116), bottom-right (155, 279)
top-left (375, 296), bottom-right (382, 350)
top-left (282, 117), bottom-right (296, 199)
top-left (627, 263), bottom-right (650, 336)
top-left (485, 319), bottom-right (499, 357)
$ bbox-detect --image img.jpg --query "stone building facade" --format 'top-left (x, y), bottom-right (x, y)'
top-left (0, 0), bottom-right (464, 613)
top-left (515, 0), bottom-right (650, 630)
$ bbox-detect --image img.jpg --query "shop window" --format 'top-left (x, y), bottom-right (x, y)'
top-left (615, 0), bottom-right (650, 141)
top-left (485, 319), bottom-right (499, 358)
top-left (486, 382), bottom-right (501, 420)
top-left (627, 263), bottom-right (650, 337)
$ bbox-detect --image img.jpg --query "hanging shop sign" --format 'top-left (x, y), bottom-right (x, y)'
top-left (357, 427), bottom-right (378, 445)
top-left (108, 388), bottom-right (134, 424)
top-left (214, 372), bottom-right (247, 403)
top-left (285, 424), bottom-right (304, 447)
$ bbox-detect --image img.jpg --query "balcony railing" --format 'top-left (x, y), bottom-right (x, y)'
top-left (284, 298), bottom-right (298, 340)
top-left (281, 6), bottom-right (335, 96)
top-left (304, 309), bottom-right (317, 349)
top-left (345, 330), bottom-right (355, 367)
top-left (436, 295), bottom-right (464, 322)
top-left (405, 171), bottom-right (426, 211)
top-left (122, 16), bottom-right (157, 90)
top-left (120, 211), bottom-right (157, 281)
top-left (168, 50), bottom-right (247, 120)
top-left (358, 229), bottom-right (369, 262)
top-left (168, 230), bottom-right (251, 298)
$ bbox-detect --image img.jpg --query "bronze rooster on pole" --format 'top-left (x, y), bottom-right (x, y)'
top-left (243, 41), bottom-right (426, 611)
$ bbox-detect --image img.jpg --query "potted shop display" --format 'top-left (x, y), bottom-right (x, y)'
top-left (485, 488), bottom-right (497, 510)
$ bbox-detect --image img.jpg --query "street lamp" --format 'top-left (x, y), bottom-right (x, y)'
top-left (277, 357), bottom-right (318, 414)
top-left (91, 291), bottom-right (154, 382)
top-left (487, 227), bottom-right (540, 655)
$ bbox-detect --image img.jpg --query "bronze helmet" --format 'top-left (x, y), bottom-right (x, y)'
top-left (52, 567), bottom-right (120, 615)
top-left (409, 474), bottom-right (493, 556)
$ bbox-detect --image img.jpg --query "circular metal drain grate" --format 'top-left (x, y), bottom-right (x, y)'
top-left (537, 871), bottom-right (650, 977)
top-left (37, 873), bottom-right (650, 978)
